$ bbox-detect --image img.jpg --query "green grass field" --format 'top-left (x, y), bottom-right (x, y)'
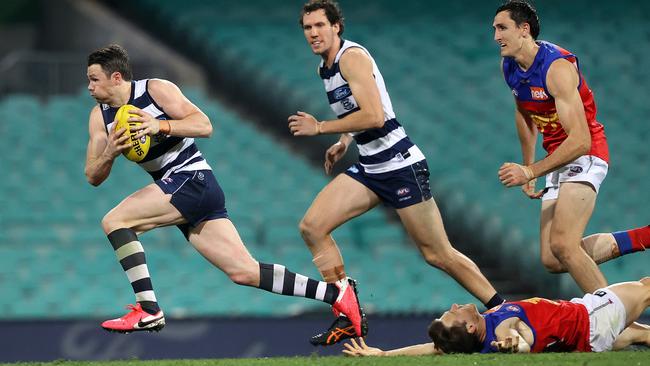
top-left (2, 351), bottom-right (648, 366)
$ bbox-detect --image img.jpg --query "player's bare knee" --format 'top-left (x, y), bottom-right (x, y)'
top-left (101, 213), bottom-right (124, 235)
top-left (540, 255), bottom-right (564, 273)
top-left (299, 217), bottom-right (326, 243)
top-left (640, 277), bottom-right (650, 288)
top-left (549, 240), bottom-right (573, 263)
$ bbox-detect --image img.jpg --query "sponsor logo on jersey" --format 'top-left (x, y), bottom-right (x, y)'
top-left (530, 87), bottom-right (549, 100)
top-left (506, 305), bottom-right (521, 312)
top-left (333, 86), bottom-right (352, 100)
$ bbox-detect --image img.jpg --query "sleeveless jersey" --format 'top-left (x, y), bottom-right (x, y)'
top-left (502, 41), bottom-right (609, 163)
top-left (480, 298), bottom-right (591, 353)
top-left (100, 79), bottom-right (211, 180)
top-left (319, 40), bottom-right (425, 174)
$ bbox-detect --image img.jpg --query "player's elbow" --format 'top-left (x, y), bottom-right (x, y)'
top-left (202, 123), bottom-right (213, 138)
top-left (199, 119), bottom-right (213, 138)
top-left (370, 112), bottom-right (384, 129)
top-left (85, 173), bottom-right (103, 187)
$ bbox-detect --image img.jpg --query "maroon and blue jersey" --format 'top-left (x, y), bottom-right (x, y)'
top-left (481, 298), bottom-right (591, 353)
top-left (502, 41), bottom-right (609, 162)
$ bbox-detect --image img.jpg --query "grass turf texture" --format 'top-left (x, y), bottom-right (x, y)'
top-left (2, 350), bottom-right (649, 366)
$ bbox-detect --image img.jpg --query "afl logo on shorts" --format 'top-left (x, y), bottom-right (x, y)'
top-left (568, 166), bottom-right (583, 177)
top-left (396, 187), bottom-right (410, 196)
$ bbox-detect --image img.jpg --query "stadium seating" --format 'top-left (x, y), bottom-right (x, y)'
top-left (3, 0), bottom-right (648, 319)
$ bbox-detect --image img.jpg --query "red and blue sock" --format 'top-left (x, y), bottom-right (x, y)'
top-left (612, 225), bottom-right (649, 256)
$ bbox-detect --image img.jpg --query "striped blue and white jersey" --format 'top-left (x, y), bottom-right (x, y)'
top-left (319, 40), bottom-right (424, 174)
top-left (100, 79), bottom-right (211, 180)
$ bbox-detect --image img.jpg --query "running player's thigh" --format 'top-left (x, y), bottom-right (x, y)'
top-left (396, 198), bottom-right (449, 249)
top-left (187, 218), bottom-right (257, 274)
top-left (551, 182), bottom-right (597, 238)
top-left (540, 199), bottom-right (557, 261)
top-left (106, 183), bottom-right (185, 231)
top-left (303, 174), bottom-right (381, 231)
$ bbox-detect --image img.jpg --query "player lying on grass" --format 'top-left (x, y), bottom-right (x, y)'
top-left (343, 278), bottom-right (650, 356)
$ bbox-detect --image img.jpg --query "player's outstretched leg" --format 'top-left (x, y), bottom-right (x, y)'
top-left (258, 264), bottom-right (366, 342)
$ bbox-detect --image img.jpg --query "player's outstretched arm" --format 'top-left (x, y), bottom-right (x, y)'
top-left (85, 106), bottom-right (130, 186)
top-left (343, 338), bottom-right (440, 357)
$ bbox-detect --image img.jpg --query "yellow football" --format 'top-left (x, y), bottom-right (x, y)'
top-left (114, 104), bottom-right (150, 162)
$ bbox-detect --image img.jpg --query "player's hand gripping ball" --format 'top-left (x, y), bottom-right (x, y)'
top-left (114, 104), bottom-right (150, 162)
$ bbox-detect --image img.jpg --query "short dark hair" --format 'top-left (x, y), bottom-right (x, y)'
top-left (428, 319), bottom-right (482, 354)
top-left (496, 0), bottom-right (540, 40)
top-left (87, 44), bottom-right (133, 81)
top-left (299, 0), bottom-right (345, 36)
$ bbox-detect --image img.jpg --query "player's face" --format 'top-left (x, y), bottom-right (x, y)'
top-left (493, 11), bottom-right (526, 57)
top-left (87, 64), bottom-right (115, 104)
top-left (439, 303), bottom-right (480, 329)
top-left (302, 9), bottom-right (340, 56)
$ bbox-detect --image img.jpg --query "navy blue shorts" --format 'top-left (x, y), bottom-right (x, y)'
top-left (155, 170), bottom-right (228, 239)
top-left (344, 160), bottom-right (433, 209)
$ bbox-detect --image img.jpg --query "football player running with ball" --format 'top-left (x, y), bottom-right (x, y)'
top-left (85, 44), bottom-right (362, 334)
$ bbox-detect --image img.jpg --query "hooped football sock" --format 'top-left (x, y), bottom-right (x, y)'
top-left (485, 293), bottom-right (506, 310)
top-left (259, 263), bottom-right (339, 305)
top-left (107, 228), bottom-right (160, 315)
top-left (312, 245), bottom-right (346, 283)
top-left (612, 225), bottom-right (649, 256)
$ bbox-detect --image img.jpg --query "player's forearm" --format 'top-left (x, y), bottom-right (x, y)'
top-left (85, 152), bottom-right (116, 186)
top-left (383, 343), bottom-right (440, 356)
top-left (529, 133), bottom-right (590, 178)
top-left (165, 112), bottom-right (212, 138)
top-left (516, 127), bottom-right (537, 165)
top-left (339, 133), bottom-right (354, 146)
top-left (518, 137), bottom-right (536, 166)
top-left (515, 112), bottom-right (537, 165)
top-left (319, 110), bottom-right (384, 134)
